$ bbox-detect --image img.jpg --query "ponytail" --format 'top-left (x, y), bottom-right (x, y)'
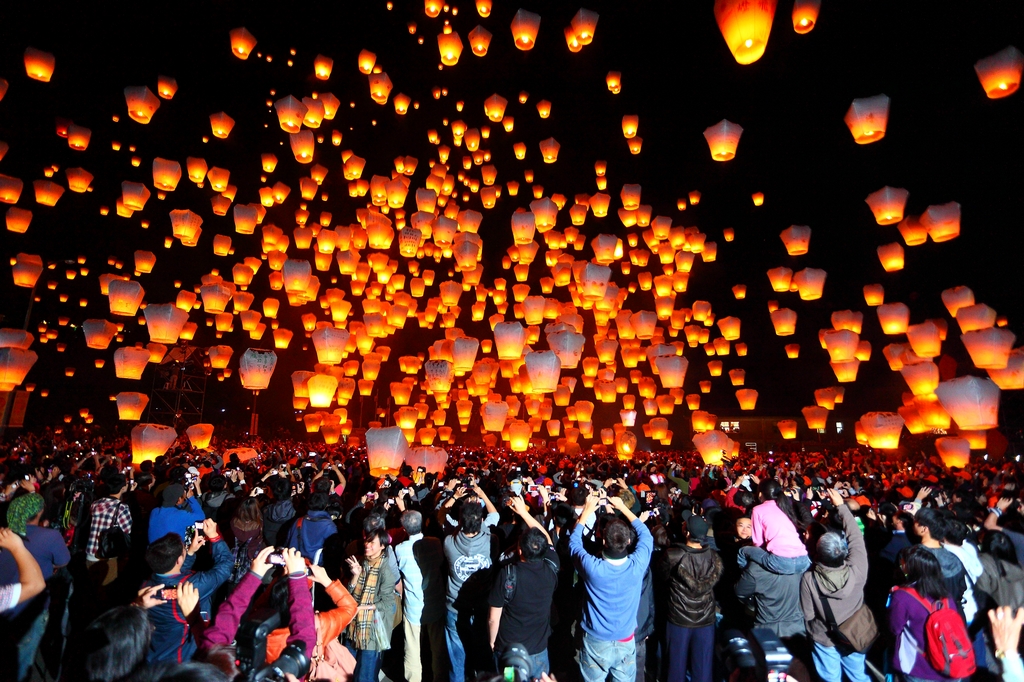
top-left (759, 479), bottom-right (808, 532)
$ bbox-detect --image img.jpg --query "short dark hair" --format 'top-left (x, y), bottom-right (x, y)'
top-left (208, 474), bottom-right (226, 492)
top-left (914, 508), bottom-right (946, 540)
top-left (983, 531), bottom-right (1019, 565)
top-left (270, 477), bottom-right (291, 500)
top-left (897, 544), bottom-right (947, 602)
top-left (308, 492), bottom-right (329, 511)
top-left (603, 517), bottom-right (633, 557)
top-left (365, 527), bottom-right (390, 547)
top-left (460, 501), bottom-right (483, 535)
top-left (107, 473), bottom-right (128, 493)
top-left (945, 519), bottom-right (969, 545)
top-left (77, 605), bottom-right (151, 681)
top-left (519, 527), bottom-right (548, 561)
top-left (146, 533), bottom-right (185, 573)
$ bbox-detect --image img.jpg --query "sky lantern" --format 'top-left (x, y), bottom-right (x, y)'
top-left (539, 137), bottom-right (561, 163)
top-left (525, 351), bottom-right (560, 392)
top-left (369, 72), bottom-right (393, 104)
top-left (714, 0), bottom-right (777, 64)
top-left (0, 348), bottom-right (37, 391)
top-left (469, 26), bottom-right (493, 56)
top-left (777, 419), bottom-right (798, 439)
top-left (229, 27), bottom-right (257, 59)
top-left (209, 112), bottom-right (235, 139)
top-left (823, 329), bottom-right (859, 363)
top-left (974, 46), bottom-right (1023, 98)
top-left (152, 158), bottom-right (182, 191)
top-left (185, 424), bottom-right (214, 449)
top-left (935, 437), bottom-right (971, 469)
top-left (82, 319), bottom-right (117, 349)
top-left (511, 9), bottom-right (542, 50)
top-left (956, 303), bottom-right (996, 333)
top-left (494, 321), bottom-right (527, 360)
top-left (767, 267), bottom-right (792, 291)
top-left (793, 268), bottom-right (826, 300)
top-left (571, 8), bottom-right (599, 44)
top-left (735, 388), bottom-right (758, 410)
top-left (844, 94), bottom-right (890, 144)
top-left (988, 348), bottom-right (1024, 389)
top-left (877, 242), bottom-right (904, 272)
top-left (864, 186), bottom-right (908, 225)
top-left (703, 119), bottom-right (743, 161)
top-left (692, 430), bottom-right (731, 465)
top-left (186, 157), bottom-right (208, 184)
top-left (877, 302), bottom-right (910, 334)
top-left (33, 180), bottom-right (64, 206)
top-left (779, 225), bottom-right (811, 255)
top-left (606, 71), bottom-right (622, 93)
top-left (476, 0), bottom-right (492, 16)
top-left (115, 392), bottom-right (149, 421)
top-left (792, 0), bottom-right (820, 33)
top-left (307, 374), bottom-right (338, 408)
top-left (621, 115), bottom-right (639, 138)
top-left (313, 54), bottom-right (333, 80)
top-left (0, 175), bottom-right (24, 204)
top-left (860, 412), bottom-right (904, 449)
top-left (863, 283), bottom-right (885, 307)
top-left (239, 348), bottom-right (277, 391)
top-left (24, 47), bottom-right (56, 82)
top-left (67, 123), bottom-right (91, 151)
top-left (12, 253), bottom-right (43, 288)
top-left (484, 94), bottom-right (508, 121)
top-left (144, 303), bottom-right (189, 344)
top-left (108, 280), bottom-right (144, 316)
top-left (920, 201), bottom-right (960, 242)
top-left (962, 327), bottom-right (1016, 369)
top-left (157, 75), bottom-right (177, 99)
top-left (65, 168), bottom-right (93, 193)
top-left (114, 346), bottom-right (151, 379)
top-left (207, 346), bottom-right (233, 370)
top-left (274, 96), bottom-right (308, 133)
top-left (358, 49), bottom-right (377, 74)
top-left (896, 216), bottom-right (928, 246)
top-left (437, 30), bottom-right (464, 66)
top-left (290, 130), bottom-right (315, 163)
top-left (121, 181), bottom-right (151, 211)
top-left (770, 308), bottom-right (797, 336)
top-left (131, 424), bottom-right (178, 464)
top-left (124, 85), bottom-right (161, 124)
top-left (367, 426), bottom-right (411, 476)
top-left (718, 316), bottom-right (741, 340)
top-left (170, 209), bottom-right (203, 243)
top-left (900, 360), bottom-right (939, 395)
top-left (906, 321), bottom-right (942, 358)
top-left (941, 285), bottom-right (974, 317)
top-left (652, 354), bottom-right (689, 388)
top-left (934, 375), bottom-right (1000, 430)
top-left (802, 405), bottom-right (828, 429)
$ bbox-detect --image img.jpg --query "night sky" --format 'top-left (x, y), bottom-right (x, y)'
top-left (1, 1), bottom-right (1022, 442)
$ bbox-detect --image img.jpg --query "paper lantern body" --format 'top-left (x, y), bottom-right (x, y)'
top-left (239, 349), bottom-right (278, 390)
top-left (0, 348), bottom-right (38, 391)
top-left (802, 405), bottom-right (828, 430)
top-left (366, 426), bottom-right (411, 476)
top-left (988, 348), bottom-right (1024, 389)
top-left (407, 446), bottom-right (449, 474)
top-left (703, 119), bottom-right (743, 161)
top-left (652, 354), bottom-right (689, 389)
top-left (108, 280), bottom-right (145, 316)
top-left (860, 412), bottom-right (904, 449)
top-left (482, 401), bottom-right (510, 431)
top-left (116, 392), bottom-right (149, 420)
top-left (935, 437), bottom-right (971, 469)
top-left (934, 376), bottom-right (1000, 430)
top-left (865, 186), bottom-right (909, 225)
top-left (144, 303), bottom-right (189, 344)
top-left (425, 359), bottom-right (455, 393)
top-left (974, 45), bottom-right (1024, 98)
top-left (962, 328), bottom-right (1016, 369)
top-left (779, 225), bottom-right (811, 255)
top-left (131, 423), bottom-right (178, 464)
top-left (312, 326), bottom-right (350, 365)
top-left (186, 423), bottom-right (215, 449)
top-left (714, 0), bottom-right (778, 65)
top-left (114, 347), bottom-right (151, 379)
top-left (777, 420), bottom-right (797, 439)
top-left (307, 374), bottom-right (339, 408)
top-left (82, 319), bottom-right (118, 349)
top-left (844, 94), bottom-right (890, 144)
top-left (494, 321), bottom-right (527, 360)
top-left (692, 430), bottom-right (732, 465)
top-left (525, 351), bottom-right (560, 393)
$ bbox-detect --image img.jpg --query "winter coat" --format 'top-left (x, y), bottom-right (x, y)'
top-left (656, 543), bottom-right (723, 629)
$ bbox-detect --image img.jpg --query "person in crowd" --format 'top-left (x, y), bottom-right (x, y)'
top-left (285, 490), bottom-right (337, 563)
top-left (395, 507), bottom-right (449, 682)
top-left (443, 483), bottom-right (500, 682)
top-left (85, 472), bottom-right (132, 592)
top-left (656, 514), bottom-right (723, 682)
top-left (227, 497), bottom-right (266, 584)
top-left (0, 528), bottom-right (44, 613)
top-left (142, 518), bottom-right (233, 662)
top-left (198, 474), bottom-right (233, 522)
top-left (738, 479), bottom-right (811, 575)
top-left (262, 476), bottom-right (297, 546)
top-left (880, 510), bottom-right (914, 564)
top-left (148, 482), bottom-right (206, 544)
top-left (488, 496), bottom-right (560, 680)
top-left (800, 489), bottom-right (871, 682)
top-left (571, 490), bottom-right (653, 682)
top-left (345, 527), bottom-right (400, 682)
top-left (976, 531), bottom-right (1024, 673)
top-left (65, 604), bottom-right (152, 682)
top-left (914, 508), bottom-right (968, 612)
top-left (0, 491), bottom-right (71, 681)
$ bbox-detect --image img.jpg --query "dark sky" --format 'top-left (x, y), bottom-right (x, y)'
top-left (1, 0), bottom-right (1022, 441)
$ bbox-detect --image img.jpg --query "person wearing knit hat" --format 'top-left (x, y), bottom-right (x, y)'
top-left (0, 492), bottom-right (71, 680)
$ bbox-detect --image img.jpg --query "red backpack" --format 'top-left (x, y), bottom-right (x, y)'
top-left (902, 588), bottom-right (976, 678)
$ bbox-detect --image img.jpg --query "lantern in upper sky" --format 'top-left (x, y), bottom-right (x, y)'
top-left (24, 47), bottom-right (55, 82)
top-left (920, 202), bottom-right (960, 242)
top-left (792, 0), bottom-right (820, 33)
top-left (144, 303), bottom-right (189, 344)
top-left (124, 86), bottom-right (161, 124)
top-left (935, 375), bottom-right (1001, 431)
top-left (438, 31), bottom-right (464, 66)
top-left (239, 349), bottom-right (277, 391)
top-left (864, 186), bottom-right (908, 225)
top-left (714, 0), bottom-right (777, 65)
top-left (779, 225), bottom-right (811, 255)
top-left (229, 27), bottom-right (257, 59)
top-left (0, 348), bottom-right (37, 391)
top-left (974, 46), bottom-right (1023, 99)
top-left (703, 119), bottom-right (743, 161)
top-left (844, 94), bottom-right (890, 144)
top-left (108, 280), bottom-right (144, 316)
top-left (511, 9), bottom-right (541, 50)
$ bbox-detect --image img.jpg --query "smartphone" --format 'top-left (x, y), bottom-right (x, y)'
top-left (308, 452), bottom-right (316, 457)
top-left (645, 492), bottom-right (655, 503)
top-left (366, 492), bottom-right (377, 501)
top-left (527, 484), bottom-right (539, 495)
top-left (650, 474), bottom-right (664, 485)
top-left (267, 552), bottom-right (286, 566)
top-left (160, 588), bottom-right (178, 600)
top-left (252, 487), bottom-right (264, 496)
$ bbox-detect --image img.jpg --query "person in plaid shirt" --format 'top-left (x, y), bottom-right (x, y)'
top-left (86, 473), bottom-right (132, 597)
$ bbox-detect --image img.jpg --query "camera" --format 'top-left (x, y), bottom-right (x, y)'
top-left (235, 608), bottom-right (310, 681)
top-left (497, 643), bottom-right (535, 682)
top-left (722, 628), bottom-right (792, 682)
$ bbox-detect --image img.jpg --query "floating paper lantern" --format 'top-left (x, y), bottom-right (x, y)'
top-left (311, 326), bottom-right (350, 365)
top-left (124, 85), bottom-right (161, 124)
top-left (770, 308), bottom-right (797, 336)
top-left (935, 375), bottom-right (1000, 430)
top-left (779, 225), bottom-right (811, 255)
top-left (956, 303), bottom-right (996, 333)
top-left (792, 0), bottom-right (820, 33)
top-left (0, 175), bottom-right (24, 205)
top-left (307, 374), bottom-right (339, 408)
top-left (615, 430), bottom-right (637, 459)
top-left (823, 330), bottom-right (859, 362)
top-left (469, 25), bottom-right (493, 56)
top-left (108, 280), bottom-right (145, 316)
top-left (424, 359), bottom-right (455, 393)
top-left (860, 412), bottom-right (904, 449)
top-left (131, 423), bottom-right (178, 464)
top-left (793, 268), bottom-right (826, 300)
top-left (82, 319), bottom-right (117, 349)
top-left (920, 202), bottom-right (960, 242)
top-left (144, 303), bottom-right (189, 344)
top-left (962, 328), bottom-right (1016, 369)
top-left (906, 321), bottom-right (942, 358)
top-left (736, 389), bottom-right (758, 410)
top-left (777, 419), bottom-right (798, 439)
top-left (941, 286), bottom-right (974, 318)
top-left (524, 351), bottom-right (560, 393)
top-left (0, 348), bottom-right (38, 391)
top-left (877, 302), bottom-right (910, 335)
top-left (482, 401), bottom-right (510, 431)
top-left (988, 348), bottom-right (1024, 390)
top-left (802, 405), bottom-right (828, 430)
top-left (24, 47), bottom-right (55, 82)
top-left (767, 267), bottom-right (793, 292)
top-left (714, 0), bottom-right (778, 65)
top-left (6, 207), bottom-right (32, 234)
top-left (511, 9), bottom-right (541, 50)
top-left (114, 346), bottom-right (151, 379)
top-left (844, 94), bottom-right (890, 144)
top-left (652, 354), bottom-right (689, 389)
top-left (900, 360), bottom-right (939, 395)
top-left (239, 349), bottom-right (277, 390)
top-left (508, 419), bottom-right (532, 451)
top-left (116, 392), bottom-right (149, 420)
top-left (974, 46), bottom-right (1023, 98)
top-left (877, 242), bottom-right (904, 272)
top-left (494, 321), bottom-right (527, 360)
top-left (935, 437), bottom-right (971, 469)
top-left (865, 186), bottom-right (908, 225)
top-left (571, 8), bottom-right (599, 44)
top-left (229, 27), bottom-right (257, 59)
top-left (437, 31), bottom-right (464, 65)
top-left (703, 119), bottom-right (743, 161)
top-left (692, 430), bottom-right (732, 465)
top-left (548, 329), bottom-right (585, 368)
top-left (407, 446), bottom-right (449, 474)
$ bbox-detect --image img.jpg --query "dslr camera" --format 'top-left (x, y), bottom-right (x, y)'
top-left (722, 627), bottom-right (792, 682)
top-left (235, 608), bottom-right (310, 682)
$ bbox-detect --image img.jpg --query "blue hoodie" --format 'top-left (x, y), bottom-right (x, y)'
top-left (148, 496), bottom-right (206, 544)
top-left (285, 510), bottom-right (338, 562)
top-left (570, 518), bottom-right (653, 641)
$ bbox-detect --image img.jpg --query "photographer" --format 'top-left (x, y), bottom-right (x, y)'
top-left (142, 518), bottom-right (233, 663)
top-left (148, 482), bottom-right (206, 544)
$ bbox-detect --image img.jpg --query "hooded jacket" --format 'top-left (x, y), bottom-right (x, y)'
top-left (285, 510), bottom-right (338, 562)
top-left (263, 499), bottom-right (297, 546)
top-left (443, 511), bottom-right (499, 610)
top-left (657, 543), bottom-right (723, 629)
top-left (799, 504), bottom-right (869, 647)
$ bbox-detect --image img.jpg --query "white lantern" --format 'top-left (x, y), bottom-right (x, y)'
top-left (239, 348), bottom-right (278, 390)
top-left (366, 426), bottom-right (410, 477)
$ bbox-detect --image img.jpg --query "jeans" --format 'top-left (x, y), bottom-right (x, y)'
top-left (579, 631), bottom-right (637, 682)
top-left (494, 648), bottom-right (550, 680)
top-left (446, 606), bottom-right (490, 682)
top-left (738, 547), bottom-right (811, 575)
top-left (344, 644), bottom-right (382, 682)
top-left (16, 610), bottom-right (49, 682)
top-left (666, 623), bottom-right (714, 682)
top-left (812, 642), bottom-right (869, 682)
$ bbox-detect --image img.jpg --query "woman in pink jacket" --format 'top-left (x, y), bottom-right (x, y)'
top-left (737, 480), bottom-right (811, 575)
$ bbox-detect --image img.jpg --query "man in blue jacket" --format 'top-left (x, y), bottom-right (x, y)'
top-left (148, 483), bottom-right (206, 544)
top-left (142, 518), bottom-right (233, 663)
top-left (286, 491), bottom-right (337, 564)
top-left (570, 490), bottom-right (653, 682)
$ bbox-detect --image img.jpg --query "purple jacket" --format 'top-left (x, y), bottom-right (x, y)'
top-left (198, 570), bottom-right (316, 662)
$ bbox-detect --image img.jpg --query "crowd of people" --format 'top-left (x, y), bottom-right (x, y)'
top-left (1, 425), bottom-right (1024, 682)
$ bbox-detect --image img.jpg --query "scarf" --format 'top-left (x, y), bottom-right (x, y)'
top-left (347, 554), bottom-right (383, 649)
top-left (8, 493), bottom-right (44, 536)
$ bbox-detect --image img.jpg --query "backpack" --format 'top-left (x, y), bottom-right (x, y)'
top-left (308, 636), bottom-right (355, 682)
top-left (97, 500), bottom-right (131, 559)
top-left (502, 555), bottom-right (558, 602)
top-left (902, 587), bottom-right (976, 678)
